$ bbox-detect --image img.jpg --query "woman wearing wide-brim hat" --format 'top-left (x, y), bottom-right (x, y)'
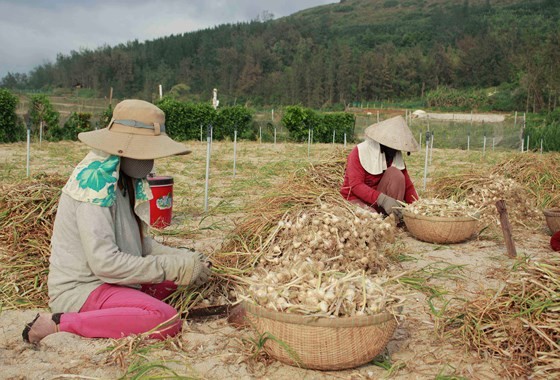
top-left (340, 115), bottom-right (420, 218)
top-left (22, 100), bottom-right (212, 344)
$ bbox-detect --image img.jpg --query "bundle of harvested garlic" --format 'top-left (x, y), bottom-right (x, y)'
top-left (237, 202), bottom-right (404, 317)
top-left (404, 198), bottom-right (478, 218)
top-left (263, 202), bottom-right (397, 273)
top-left (242, 265), bottom-right (404, 317)
top-left (463, 175), bottom-right (540, 227)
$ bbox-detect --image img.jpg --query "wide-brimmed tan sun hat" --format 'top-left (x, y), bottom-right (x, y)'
top-left (364, 115), bottom-right (420, 152)
top-left (78, 99), bottom-right (191, 159)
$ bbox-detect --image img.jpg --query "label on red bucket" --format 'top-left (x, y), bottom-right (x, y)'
top-left (156, 194), bottom-right (172, 210)
top-left (147, 176), bottom-right (174, 229)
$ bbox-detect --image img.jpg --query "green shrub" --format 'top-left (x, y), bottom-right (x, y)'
top-left (485, 83), bottom-right (526, 112)
top-left (524, 111), bottom-right (560, 152)
top-left (156, 97), bottom-right (216, 141)
top-left (62, 112), bottom-right (93, 141)
top-left (281, 106), bottom-right (320, 142)
top-left (0, 88), bottom-right (25, 142)
top-left (282, 106), bottom-right (355, 143)
top-left (214, 105), bottom-right (253, 141)
top-left (28, 94), bottom-right (60, 140)
top-left (98, 104), bottom-right (113, 129)
top-left (321, 112), bottom-right (356, 143)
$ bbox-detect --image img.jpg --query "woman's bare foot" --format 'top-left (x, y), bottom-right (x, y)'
top-left (22, 313), bottom-right (61, 343)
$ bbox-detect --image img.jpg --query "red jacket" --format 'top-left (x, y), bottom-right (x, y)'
top-left (340, 146), bottom-right (418, 206)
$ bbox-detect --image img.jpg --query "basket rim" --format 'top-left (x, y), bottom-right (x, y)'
top-left (543, 208), bottom-right (560, 217)
top-left (402, 210), bottom-right (478, 223)
top-left (242, 301), bottom-right (395, 327)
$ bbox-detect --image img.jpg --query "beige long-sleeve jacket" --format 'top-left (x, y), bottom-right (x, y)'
top-left (47, 188), bottom-right (186, 313)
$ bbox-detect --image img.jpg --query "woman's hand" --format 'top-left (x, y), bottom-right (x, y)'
top-left (376, 193), bottom-right (403, 219)
top-left (158, 251), bottom-right (212, 286)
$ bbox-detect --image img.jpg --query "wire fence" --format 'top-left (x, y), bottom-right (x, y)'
top-left (16, 93), bottom-right (537, 151)
top-left (351, 111), bottom-right (528, 151)
top-left (255, 109), bottom-right (527, 151)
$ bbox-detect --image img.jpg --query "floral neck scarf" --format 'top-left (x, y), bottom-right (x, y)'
top-left (62, 150), bottom-right (152, 222)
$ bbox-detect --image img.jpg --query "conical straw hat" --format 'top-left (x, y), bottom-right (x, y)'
top-left (364, 115), bottom-right (419, 152)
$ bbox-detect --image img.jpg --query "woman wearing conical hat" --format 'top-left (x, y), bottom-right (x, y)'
top-left (22, 100), bottom-right (212, 344)
top-left (340, 115), bottom-right (419, 218)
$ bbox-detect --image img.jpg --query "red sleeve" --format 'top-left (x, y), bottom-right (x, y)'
top-left (344, 148), bottom-right (381, 205)
top-left (403, 168), bottom-right (419, 203)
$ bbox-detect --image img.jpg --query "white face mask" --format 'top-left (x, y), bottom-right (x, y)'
top-left (120, 157), bottom-right (154, 179)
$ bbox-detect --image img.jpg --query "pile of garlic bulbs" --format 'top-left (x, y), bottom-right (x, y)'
top-left (463, 175), bottom-right (540, 227)
top-left (239, 202), bottom-right (404, 317)
top-left (244, 265), bottom-right (404, 317)
top-left (263, 203), bottom-right (397, 273)
top-left (404, 198), bottom-right (478, 218)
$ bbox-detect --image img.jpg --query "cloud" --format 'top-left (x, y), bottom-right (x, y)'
top-left (0, 0), bottom-right (335, 78)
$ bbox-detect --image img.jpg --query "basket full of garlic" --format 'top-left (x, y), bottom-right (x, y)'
top-left (241, 268), bottom-right (402, 370)
top-left (402, 198), bottom-right (479, 244)
top-left (236, 201), bottom-right (405, 370)
top-left (243, 299), bottom-right (397, 370)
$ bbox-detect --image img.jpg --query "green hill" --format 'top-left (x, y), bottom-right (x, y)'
top-left (2, 0), bottom-right (559, 112)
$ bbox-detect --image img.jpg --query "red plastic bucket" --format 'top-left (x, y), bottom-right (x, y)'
top-left (147, 176), bottom-right (173, 229)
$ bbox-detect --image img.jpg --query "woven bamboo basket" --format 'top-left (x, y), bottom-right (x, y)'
top-left (402, 211), bottom-right (478, 244)
top-left (543, 208), bottom-right (560, 234)
top-left (242, 302), bottom-right (397, 370)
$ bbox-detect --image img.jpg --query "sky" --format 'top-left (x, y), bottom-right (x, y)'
top-left (0, 0), bottom-right (336, 79)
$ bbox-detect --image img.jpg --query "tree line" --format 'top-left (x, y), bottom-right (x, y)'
top-left (1, 0), bottom-right (559, 113)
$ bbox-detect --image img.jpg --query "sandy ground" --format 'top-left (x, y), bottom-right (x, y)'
top-left (0, 140), bottom-right (556, 379)
top-left (1, 228), bottom-right (554, 380)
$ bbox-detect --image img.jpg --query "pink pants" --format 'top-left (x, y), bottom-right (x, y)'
top-left (58, 281), bottom-right (181, 340)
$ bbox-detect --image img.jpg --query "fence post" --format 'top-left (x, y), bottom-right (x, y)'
top-left (540, 138), bottom-right (543, 154)
top-left (307, 128), bottom-right (311, 158)
top-left (233, 129), bottom-right (237, 178)
top-left (496, 200), bottom-right (517, 258)
top-left (469, 111), bottom-right (473, 150)
top-left (26, 123), bottom-right (31, 177)
top-left (344, 133), bottom-right (347, 148)
top-left (423, 132), bottom-right (431, 191)
top-left (429, 131), bottom-right (434, 165)
top-left (203, 124), bottom-right (212, 212)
